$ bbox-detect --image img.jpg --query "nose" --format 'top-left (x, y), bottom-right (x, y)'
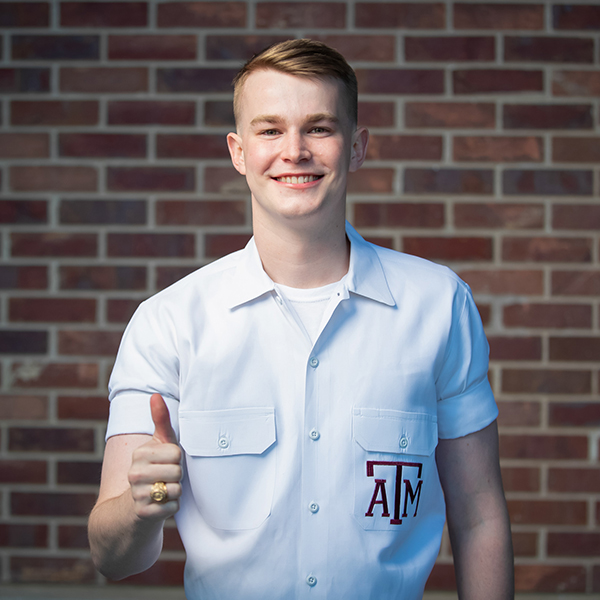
top-left (282, 131), bottom-right (311, 163)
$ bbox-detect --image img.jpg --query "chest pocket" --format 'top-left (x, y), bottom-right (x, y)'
top-left (179, 407), bottom-right (276, 531)
top-left (353, 408), bottom-right (438, 531)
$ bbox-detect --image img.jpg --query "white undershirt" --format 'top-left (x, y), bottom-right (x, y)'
top-left (276, 279), bottom-right (342, 343)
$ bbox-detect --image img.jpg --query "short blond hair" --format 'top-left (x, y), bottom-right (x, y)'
top-left (233, 39), bottom-right (358, 126)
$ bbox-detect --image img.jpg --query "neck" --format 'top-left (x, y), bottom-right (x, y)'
top-left (252, 213), bottom-right (350, 289)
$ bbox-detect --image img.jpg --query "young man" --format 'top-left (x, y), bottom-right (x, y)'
top-left (89, 39), bottom-right (514, 599)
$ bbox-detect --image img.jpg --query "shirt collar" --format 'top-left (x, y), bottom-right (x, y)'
top-left (225, 221), bottom-right (396, 309)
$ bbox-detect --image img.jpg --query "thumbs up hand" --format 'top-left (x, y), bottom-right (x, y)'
top-left (127, 394), bottom-right (182, 520)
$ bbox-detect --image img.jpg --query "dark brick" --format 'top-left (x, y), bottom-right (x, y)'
top-left (405, 36), bottom-right (494, 62)
top-left (11, 100), bottom-right (98, 126)
top-left (366, 135), bottom-right (442, 161)
top-left (514, 565), bottom-right (586, 593)
top-left (0, 395), bottom-right (47, 420)
top-left (553, 5), bottom-right (600, 30)
top-left (505, 36), bottom-right (594, 63)
top-left (10, 166), bottom-right (98, 192)
top-left (553, 204), bottom-right (600, 230)
top-left (502, 237), bottom-right (591, 263)
top-left (57, 395), bottom-right (110, 421)
top-left (204, 101), bottom-right (234, 127)
top-left (107, 167), bottom-right (194, 192)
top-left (158, 2), bottom-right (246, 28)
top-left (206, 35), bottom-right (289, 60)
top-left (355, 2), bottom-right (445, 29)
top-left (501, 466), bottom-right (541, 492)
top-left (347, 169), bottom-right (394, 194)
top-left (205, 234), bottom-right (252, 258)
top-left (109, 35), bottom-right (197, 60)
top-left (204, 166), bottom-right (249, 194)
top-left (57, 461), bottom-right (102, 485)
top-left (11, 233), bottom-right (97, 257)
top-left (108, 101), bottom-right (195, 126)
top-left (107, 233), bottom-right (195, 258)
top-left (0, 266), bottom-right (48, 290)
top-left (504, 303), bottom-right (592, 328)
top-left (553, 70), bottom-right (600, 96)
top-left (156, 200), bottom-right (246, 226)
top-left (10, 298), bottom-right (96, 323)
top-left (500, 435), bottom-right (588, 460)
top-left (403, 236), bottom-right (492, 261)
top-left (60, 199), bottom-right (146, 225)
top-left (549, 402), bottom-right (600, 427)
top-left (0, 68), bottom-right (50, 93)
top-left (454, 3), bottom-right (544, 30)
top-left (354, 202), bottom-right (444, 228)
top-left (512, 533), bottom-right (538, 557)
top-left (460, 269), bottom-right (544, 295)
top-left (357, 69), bottom-right (444, 94)
top-left (60, 265), bottom-right (147, 291)
top-left (0, 200), bottom-right (47, 224)
top-left (59, 330), bottom-right (122, 356)
top-left (508, 500), bottom-right (587, 525)
top-left (0, 2), bottom-right (49, 27)
top-left (156, 134), bottom-right (229, 159)
top-left (9, 428), bottom-right (94, 453)
top-left (548, 467), bottom-right (600, 492)
top-left (454, 136), bottom-right (542, 162)
top-left (156, 265), bottom-right (202, 290)
top-left (0, 133), bottom-right (49, 159)
top-left (310, 35), bottom-right (395, 62)
top-left (454, 203), bottom-right (543, 229)
top-left (548, 533), bottom-right (600, 557)
top-left (497, 401), bottom-right (541, 428)
top-left (59, 133), bottom-right (146, 158)
top-left (256, 2), bottom-right (345, 28)
top-left (358, 102), bottom-right (395, 127)
top-left (11, 557), bottom-right (95, 584)
top-left (0, 330), bottom-right (47, 354)
top-left (503, 169), bottom-right (593, 196)
top-left (405, 102), bottom-right (495, 128)
top-left (454, 69), bottom-right (543, 94)
top-left (60, 2), bottom-right (147, 27)
top-left (502, 369), bottom-right (591, 394)
top-left (488, 336), bottom-right (542, 361)
top-left (12, 35), bottom-right (99, 60)
top-left (58, 525), bottom-right (88, 549)
top-left (157, 68), bottom-right (238, 93)
top-left (61, 67), bottom-right (148, 93)
top-left (504, 104), bottom-right (593, 129)
top-left (0, 524), bottom-right (47, 548)
top-left (552, 270), bottom-right (600, 296)
top-left (11, 362), bottom-right (98, 389)
top-left (0, 460), bottom-right (46, 484)
top-left (405, 168), bottom-right (493, 195)
top-left (550, 337), bottom-right (600, 362)
top-left (106, 298), bottom-right (142, 323)
top-left (553, 138), bottom-right (600, 163)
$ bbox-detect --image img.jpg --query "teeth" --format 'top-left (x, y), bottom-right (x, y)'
top-left (277, 175), bottom-right (319, 184)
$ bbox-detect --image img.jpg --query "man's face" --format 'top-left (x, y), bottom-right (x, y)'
top-left (227, 69), bottom-right (368, 231)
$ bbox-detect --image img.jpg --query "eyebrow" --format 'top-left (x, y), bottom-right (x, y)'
top-left (249, 113), bottom-right (340, 128)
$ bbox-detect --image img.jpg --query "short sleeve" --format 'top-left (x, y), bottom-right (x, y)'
top-left (106, 299), bottom-right (180, 440)
top-left (436, 284), bottom-right (498, 439)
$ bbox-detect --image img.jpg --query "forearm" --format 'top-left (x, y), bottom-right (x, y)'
top-left (88, 490), bottom-right (165, 580)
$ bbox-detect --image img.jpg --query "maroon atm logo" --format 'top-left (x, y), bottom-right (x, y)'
top-left (365, 460), bottom-right (423, 525)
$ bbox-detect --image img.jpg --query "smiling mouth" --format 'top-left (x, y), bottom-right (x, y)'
top-left (274, 175), bottom-right (323, 184)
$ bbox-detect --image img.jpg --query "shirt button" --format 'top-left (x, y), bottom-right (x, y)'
top-left (309, 429), bottom-right (320, 441)
top-left (309, 502), bottom-right (319, 514)
top-left (309, 356), bottom-right (319, 368)
top-left (306, 575), bottom-right (317, 587)
top-left (399, 436), bottom-right (409, 449)
top-left (218, 436), bottom-right (229, 449)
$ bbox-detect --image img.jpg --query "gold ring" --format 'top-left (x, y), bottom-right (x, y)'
top-left (150, 481), bottom-right (168, 503)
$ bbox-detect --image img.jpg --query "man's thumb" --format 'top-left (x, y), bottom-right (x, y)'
top-left (150, 393), bottom-right (177, 444)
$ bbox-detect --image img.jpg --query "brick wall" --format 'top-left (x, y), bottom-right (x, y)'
top-left (0, 0), bottom-right (598, 595)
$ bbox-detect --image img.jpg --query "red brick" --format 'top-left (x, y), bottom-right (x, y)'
top-left (256, 2), bottom-right (345, 28)
top-left (10, 298), bottom-right (95, 323)
top-left (12, 35), bottom-right (99, 60)
top-left (0, 460), bottom-right (46, 484)
top-left (505, 36), bottom-right (594, 63)
top-left (59, 133), bottom-right (146, 158)
top-left (501, 466), bottom-right (540, 492)
top-left (353, 202), bottom-right (444, 229)
top-left (454, 136), bottom-right (542, 162)
top-left (58, 525), bottom-right (88, 549)
top-left (500, 434), bottom-right (588, 460)
top-left (157, 68), bottom-right (238, 93)
top-left (59, 330), bottom-right (122, 356)
top-left (502, 236), bottom-right (591, 263)
top-left (358, 102), bottom-right (395, 128)
top-left (204, 166), bottom-right (249, 194)
top-left (502, 369), bottom-right (591, 395)
top-left (109, 34), bottom-right (196, 60)
top-left (12, 491), bottom-right (96, 516)
top-left (9, 428), bottom-right (94, 453)
top-left (0, 2), bottom-right (49, 27)
top-left (11, 100), bottom-right (98, 126)
top-left (108, 233), bottom-right (195, 258)
top-left (454, 3), bottom-right (544, 30)
top-left (403, 236), bottom-right (492, 261)
top-left (553, 5), bottom-right (600, 30)
top-left (60, 265), bottom-right (146, 291)
top-left (156, 200), bottom-right (246, 226)
top-left (512, 533), bottom-right (537, 557)
top-left (549, 402), bottom-right (600, 427)
top-left (112, 559), bottom-right (185, 586)
top-left (357, 69), bottom-right (444, 94)
top-left (0, 524), bottom-right (47, 548)
top-left (553, 138), bottom-right (600, 163)
top-left (552, 270), bottom-right (600, 296)
top-left (406, 36), bottom-right (494, 62)
top-left (504, 303), bottom-right (592, 328)
top-left (355, 2), bottom-right (445, 29)
top-left (488, 336), bottom-right (542, 360)
top-left (0, 200), bottom-right (47, 224)
top-left (156, 265), bottom-right (203, 290)
top-left (366, 135), bottom-right (442, 161)
top-left (0, 394), bottom-right (47, 419)
top-left (205, 35), bottom-right (288, 61)
top-left (405, 102), bottom-right (495, 128)
top-left (158, 2), bottom-right (246, 28)
top-left (106, 299), bottom-right (142, 323)
top-left (162, 526), bottom-right (185, 552)
top-left (107, 167), bottom-right (194, 192)
top-left (57, 461), bottom-right (102, 485)
top-left (514, 565), bottom-right (586, 593)
top-left (0, 330), bottom-right (47, 354)
top-left (310, 35), bottom-right (395, 62)
top-left (57, 395), bottom-right (109, 421)
top-left (61, 2), bottom-right (147, 27)
top-left (459, 269), bottom-right (543, 295)
top-left (11, 362), bottom-right (98, 388)
top-left (156, 134), bottom-right (228, 159)
top-left (0, 133), bottom-right (49, 159)
top-left (60, 199), bottom-right (146, 225)
top-left (505, 169), bottom-right (593, 196)
top-left (0, 266), bottom-right (47, 290)
top-left (548, 468), bottom-right (600, 493)
top-left (424, 563), bottom-right (455, 591)
top-left (504, 104), bottom-right (593, 129)
top-left (550, 337), bottom-right (600, 362)
top-left (10, 166), bottom-right (97, 192)
top-left (404, 168), bottom-right (493, 195)
top-left (205, 234), bottom-right (252, 259)
top-left (11, 232), bottom-right (97, 257)
top-left (11, 557), bottom-right (96, 584)
top-left (548, 533), bottom-right (600, 557)
top-left (454, 69), bottom-right (543, 94)
top-left (204, 101), bottom-right (234, 127)
top-left (0, 67), bottom-right (50, 93)
top-left (454, 203), bottom-right (543, 230)
top-left (61, 67), bottom-right (147, 93)
top-left (553, 70), bottom-right (600, 96)
top-left (347, 169), bottom-right (395, 194)
top-left (109, 101), bottom-right (195, 126)
top-left (364, 236), bottom-right (395, 250)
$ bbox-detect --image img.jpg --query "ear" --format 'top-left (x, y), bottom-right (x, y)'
top-left (349, 127), bottom-right (369, 173)
top-left (227, 132), bottom-right (246, 175)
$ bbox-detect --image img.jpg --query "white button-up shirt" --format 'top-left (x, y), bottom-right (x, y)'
top-left (108, 222), bottom-right (498, 600)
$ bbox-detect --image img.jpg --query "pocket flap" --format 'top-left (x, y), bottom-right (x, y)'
top-left (179, 407), bottom-right (276, 457)
top-left (353, 408), bottom-right (437, 456)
